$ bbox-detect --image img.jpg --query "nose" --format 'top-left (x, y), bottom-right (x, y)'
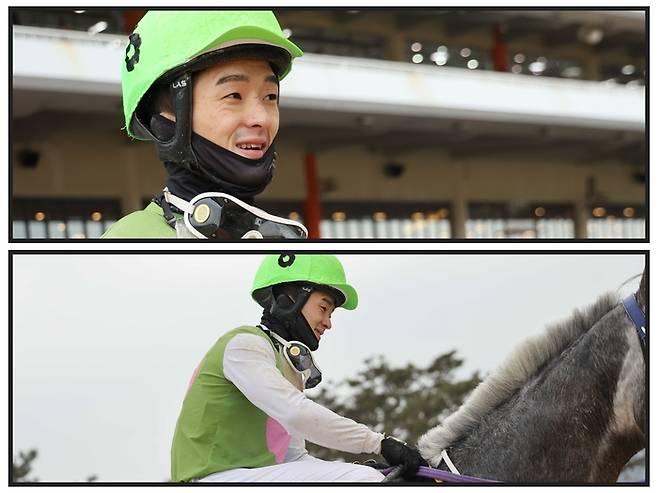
top-left (322, 316), bottom-right (332, 331)
top-left (244, 98), bottom-right (270, 127)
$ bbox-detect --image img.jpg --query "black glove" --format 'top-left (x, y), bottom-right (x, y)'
top-left (380, 436), bottom-right (427, 480)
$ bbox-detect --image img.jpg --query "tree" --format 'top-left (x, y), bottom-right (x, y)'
top-left (11, 449), bottom-right (100, 482)
top-left (306, 351), bottom-right (481, 462)
top-left (12, 449), bottom-right (39, 482)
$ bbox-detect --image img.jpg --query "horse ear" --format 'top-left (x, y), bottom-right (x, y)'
top-left (637, 267), bottom-right (647, 310)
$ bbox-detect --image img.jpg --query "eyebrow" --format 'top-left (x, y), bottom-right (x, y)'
top-left (216, 74), bottom-right (279, 86)
top-left (321, 297), bottom-right (336, 309)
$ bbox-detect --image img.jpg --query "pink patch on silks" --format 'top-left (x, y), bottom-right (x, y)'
top-left (266, 417), bottom-right (291, 463)
top-left (185, 364), bottom-right (201, 396)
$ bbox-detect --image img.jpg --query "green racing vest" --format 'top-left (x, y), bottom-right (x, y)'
top-left (170, 326), bottom-right (302, 482)
top-left (101, 202), bottom-right (178, 239)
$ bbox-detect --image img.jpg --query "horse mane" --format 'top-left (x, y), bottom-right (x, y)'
top-left (418, 292), bottom-right (618, 462)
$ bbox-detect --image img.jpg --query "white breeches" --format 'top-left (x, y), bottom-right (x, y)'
top-left (197, 455), bottom-right (385, 482)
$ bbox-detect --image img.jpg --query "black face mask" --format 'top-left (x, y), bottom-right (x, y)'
top-left (150, 114), bottom-right (276, 200)
top-left (260, 285), bottom-right (320, 351)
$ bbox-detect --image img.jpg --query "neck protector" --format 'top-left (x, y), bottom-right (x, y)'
top-left (151, 114), bottom-right (276, 199)
top-left (260, 284), bottom-right (319, 351)
top-left (160, 189), bottom-right (308, 240)
top-left (264, 328), bottom-right (322, 389)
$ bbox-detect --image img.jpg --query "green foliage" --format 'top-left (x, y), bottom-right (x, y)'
top-left (12, 449), bottom-right (100, 482)
top-left (12, 449), bottom-right (38, 483)
top-left (307, 351), bottom-right (480, 462)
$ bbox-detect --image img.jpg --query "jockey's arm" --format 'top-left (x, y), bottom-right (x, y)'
top-left (223, 333), bottom-right (384, 455)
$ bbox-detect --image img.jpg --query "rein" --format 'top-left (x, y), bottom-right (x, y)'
top-left (382, 465), bottom-right (497, 483)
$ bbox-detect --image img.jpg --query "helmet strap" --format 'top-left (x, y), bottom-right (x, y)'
top-left (261, 284), bottom-right (320, 351)
top-left (154, 72), bottom-right (200, 173)
top-left (270, 284), bottom-right (313, 322)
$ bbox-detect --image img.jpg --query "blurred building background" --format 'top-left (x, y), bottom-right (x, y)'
top-left (11, 8), bottom-right (646, 239)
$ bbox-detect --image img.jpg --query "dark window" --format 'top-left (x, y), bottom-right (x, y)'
top-left (12, 197), bottom-right (121, 239)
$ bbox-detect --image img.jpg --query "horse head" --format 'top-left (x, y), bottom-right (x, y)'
top-left (418, 267), bottom-right (647, 483)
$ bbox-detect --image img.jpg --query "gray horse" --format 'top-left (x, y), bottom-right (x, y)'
top-left (417, 269), bottom-right (646, 483)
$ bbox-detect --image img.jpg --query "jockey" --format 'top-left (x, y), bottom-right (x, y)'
top-left (170, 254), bottom-right (425, 482)
top-left (103, 10), bottom-right (306, 239)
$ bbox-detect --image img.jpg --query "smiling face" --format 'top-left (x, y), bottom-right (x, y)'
top-left (301, 290), bottom-right (337, 342)
top-left (187, 58), bottom-right (280, 159)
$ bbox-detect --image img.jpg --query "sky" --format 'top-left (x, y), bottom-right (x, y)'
top-left (11, 253), bottom-right (645, 482)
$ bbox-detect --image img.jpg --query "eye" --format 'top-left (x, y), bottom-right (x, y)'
top-left (265, 93), bottom-right (279, 102)
top-left (223, 92), bottom-right (242, 100)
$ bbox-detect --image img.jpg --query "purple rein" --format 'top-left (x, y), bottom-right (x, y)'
top-left (383, 465), bottom-right (498, 483)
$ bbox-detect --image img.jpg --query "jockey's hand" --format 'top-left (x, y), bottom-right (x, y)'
top-left (380, 436), bottom-right (427, 480)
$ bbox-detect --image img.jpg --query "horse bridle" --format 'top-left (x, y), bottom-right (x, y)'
top-left (622, 294), bottom-right (646, 360)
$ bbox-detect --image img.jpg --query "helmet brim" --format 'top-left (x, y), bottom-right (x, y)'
top-left (253, 282), bottom-right (358, 311)
top-left (163, 26), bottom-right (302, 82)
top-left (313, 283), bottom-right (358, 311)
top-left (201, 25), bottom-right (303, 77)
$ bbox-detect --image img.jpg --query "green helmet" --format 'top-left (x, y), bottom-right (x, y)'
top-left (252, 254), bottom-right (358, 310)
top-left (121, 10), bottom-right (303, 140)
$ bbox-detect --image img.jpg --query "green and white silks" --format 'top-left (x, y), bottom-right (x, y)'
top-left (170, 326), bottom-right (383, 482)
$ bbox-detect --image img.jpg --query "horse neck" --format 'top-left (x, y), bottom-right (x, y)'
top-left (450, 306), bottom-right (645, 483)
